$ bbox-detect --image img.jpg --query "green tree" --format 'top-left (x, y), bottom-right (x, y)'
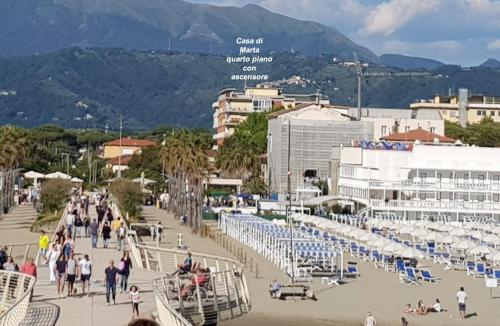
top-left (40, 179), bottom-right (72, 213)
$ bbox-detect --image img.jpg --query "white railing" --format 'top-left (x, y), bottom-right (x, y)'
top-left (0, 271), bottom-right (36, 326)
top-left (371, 199), bottom-right (500, 212)
top-left (369, 180), bottom-right (500, 192)
top-left (112, 203), bottom-right (251, 326)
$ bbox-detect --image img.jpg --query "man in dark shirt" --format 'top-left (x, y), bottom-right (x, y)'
top-left (89, 218), bottom-right (99, 248)
top-left (104, 259), bottom-right (119, 305)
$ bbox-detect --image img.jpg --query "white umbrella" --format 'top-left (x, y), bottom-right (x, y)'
top-left (398, 225), bottom-right (415, 235)
top-left (438, 224), bottom-right (454, 232)
top-left (348, 229), bottom-right (366, 239)
top-left (440, 235), bottom-right (458, 244)
top-left (482, 234), bottom-right (500, 245)
top-left (464, 222), bottom-right (480, 230)
top-left (414, 220), bottom-right (429, 228)
top-left (486, 251), bottom-right (500, 262)
top-left (70, 177), bottom-right (84, 183)
top-left (412, 228), bottom-right (428, 238)
top-left (380, 242), bottom-right (405, 255)
top-left (425, 231), bottom-right (444, 242)
top-left (45, 171), bottom-right (71, 180)
top-left (132, 177), bottom-right (157, 185)
top-left (395, 246), bottom-right (425, 259)
top-left (427, 221), bottom-right (442, 230)
top-left (367, 237), bottom-right (392, 248)
top-left (469, 245), bottom-right (494, 255)
top-left (452, 239), bottom-right (477, 250)
top-left (379, 220), bottom-right (394, 228)
top-left (449, 228), bottom-right (467, 237)
top-left (24, 171), bottom-right (45, 179)
top-left (338, 225), bottom-right (355, 236)
top-left (358, 232), bottom-right (381, 243)
top-left (469, 230), bottom-right (485, 240)
top-left (492, 226), bottom-right (500, 235)
top-left (366, 219), bottom-right (380, 226)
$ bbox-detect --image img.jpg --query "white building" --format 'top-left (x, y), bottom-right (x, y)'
top-left (338, 144), bottom-right (500, 220)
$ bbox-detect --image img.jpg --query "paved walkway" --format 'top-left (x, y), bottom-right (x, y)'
top-left (32, 205), bottom-right (163, 326)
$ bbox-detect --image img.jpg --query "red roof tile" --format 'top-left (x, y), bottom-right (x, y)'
top-left (106, 155), bottom-right (133, 165)
top-left (383, 127), bottom-right (455, 143)
top-left (104, 138), bottom-right (156, 147)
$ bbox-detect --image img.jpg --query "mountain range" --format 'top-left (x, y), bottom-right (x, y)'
top-left (1, 48), bottom-right (500, 130)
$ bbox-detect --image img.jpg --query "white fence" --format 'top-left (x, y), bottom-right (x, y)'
top-left (0, 271), bottom-right (36, 326)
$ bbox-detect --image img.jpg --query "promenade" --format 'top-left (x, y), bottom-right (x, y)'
top-left (1, 204), bottom-right (163, 326)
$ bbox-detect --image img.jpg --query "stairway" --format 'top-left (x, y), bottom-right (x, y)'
top-left (0, 204), bottom-right (38, 230)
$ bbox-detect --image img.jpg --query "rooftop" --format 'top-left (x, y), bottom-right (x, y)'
top-left (382, 127), bottom-right (455, 143)
top-left (106, 155), bottom-right (133, 165)
top-left (104, 138), bottom-right (156, 147)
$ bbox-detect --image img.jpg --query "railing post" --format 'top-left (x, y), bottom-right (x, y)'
top-left (194, 275), bottom-right (205, 325)
top-left (222, 271), bottom-right (234, 319)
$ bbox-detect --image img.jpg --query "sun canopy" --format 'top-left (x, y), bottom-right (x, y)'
top-left (24, 171), bottom-right (45, 179)
top-left (132, 177), bottom-right (157, 185)
top-left (71, 177), bottom-right (84, 183)
top-left (45, 171), bottom-right (71, 180)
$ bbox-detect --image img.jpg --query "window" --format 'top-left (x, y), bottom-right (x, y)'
top-left (437, 173), bottom-right (442, 182)
top-left (381, 125), bottom-right (387, 136)
top-left (477, 110), bottom-right (482, 116)
top-left (420, 172), bottom-right (427, 179)
top-left (430, 127), bottom-right (436, 133)
top-left (494, 175), bottom-right (500, 182)
top-left (491, 111), bottom-right (496, 116)
top-left (405, 126), bottom-right (410, 132)
top-left (463, 173), bottom-right (469, 180)
top-left (479, 175), bottom-right (485, 183)
top-left (494, 194), bottom-right (499, 202)
top-left (122, 148), bottom-right (134, 155)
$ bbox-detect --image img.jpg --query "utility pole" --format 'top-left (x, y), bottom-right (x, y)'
top-left (353, 52), bottom-right (362, 121)
top-left (117, 114), bottom-right (123, 179)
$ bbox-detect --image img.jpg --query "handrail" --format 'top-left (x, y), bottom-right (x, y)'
top-left (0, 271), bottom-right (36, 326)
top-left (112, 203), bottom-right (251, 326)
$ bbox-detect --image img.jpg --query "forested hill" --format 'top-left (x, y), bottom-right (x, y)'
top-left (1, 48), bottom-right (500, 130)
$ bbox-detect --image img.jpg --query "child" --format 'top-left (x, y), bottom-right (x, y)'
top-left (129, 285), bottom-right (140, 319)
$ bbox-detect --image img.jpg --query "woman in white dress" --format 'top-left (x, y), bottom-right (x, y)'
top-left (47, 242), bottom-right (61, 283)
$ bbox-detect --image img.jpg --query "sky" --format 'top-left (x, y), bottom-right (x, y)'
top-left (188, 0), bottom-right (500, 66)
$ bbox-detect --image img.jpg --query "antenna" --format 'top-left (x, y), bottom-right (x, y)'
top-left (353, 52), bottom-right (362, 120)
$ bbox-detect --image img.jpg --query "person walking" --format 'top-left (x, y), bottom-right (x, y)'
top-left (75, 214), bottom-right (84, 239)
top-left (20, 257), bottom-right (37, 301)
top-left (150, 224), bottom-right (156, 241)
top-left (89, 218), bottom-right (99, 249)
top-left (66, 253), bottom-right (77, 296)
top-left (38, 230), bottom-right (50, 265)
top-left (119, 251), bottom-right (133, 293)
top-left (83, 216), bottom-right (90, 237)
top-left (157, 222), bottom-right (163, 243)
top-left (55, 255), bottom-right (67, 298)
top-left (102, 222), bottom-right (112, 248)
top-left (116, 223), bottom-right (126, 251)
top-left (63, 234), bottom-right (74, 259)
top-left (79, 254), bottom-right (92, 296)
top-left (129, 285), bottom-right (140, 320)
top-left (112, 217), bottom-right (121, 238)
top-left (66, 209), bottom-right (76, 238)
top-left (47, 243), bottom-right (61, 283)
top-left (456, 286), bottom-right (468, 320)
top-left (105, 259), bottom-right (119, 305)
top-left (364, 312), bottom-right (376, 326)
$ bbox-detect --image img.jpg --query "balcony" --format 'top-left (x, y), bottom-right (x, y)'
top-left (368, 180), bottom-right (500, 192)
top-left (370, 199), bottom-right (500, 213)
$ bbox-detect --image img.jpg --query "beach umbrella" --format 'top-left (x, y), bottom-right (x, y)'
top-left (348, 229), bottom-right (366, 239)
top-left (482, 234), bottom-right (500, 245)
top-left (395, 246), bottom-right (425, 259)
top-left (414, 220), bottom-right (429, 228)
top-left (412, 228), bottom-right (428, 238)
top-left (24, 171), bottom-right (45, 179)
top-left (388, 223), bottom-right (403, 231)
top-left (425, 231), bottom-right (444, 242)
top-left (45, 171), bottom-right (71, 180)
top-left (452, 239), bottom-right (477, 250)
top-left (398, 225), bottom-right (415, 235)
top-left (450, 228), bottom-right (467, 237)
top-left (469, 230), bottom-right (485, 240)
top-left (367, 237), bottom-right (392, 248)
top-left (440, 235), bottom-right (458, 244)
top-left (464, 222), bottom-right (480, 230)
top-left (438, 224), bottom-right (454, 232)
top-left (379, 220), bottom-right (394, 228)
top-left (380, 242), bottom-right (405, 255)
top-left (358, 232), bottom-right (381, 243)
top-left (469, 245), bottom-right (494, 255)
top-left (71, 177), bottom-right (84, 183)
top-left (486, 251), bottom-right (500, 262)
top-left (338, 225), bottom-right (355, 236)
top-left (492, 226), bottom-right (500, 235)
top-left (427, 222), bottom-right (442, 230)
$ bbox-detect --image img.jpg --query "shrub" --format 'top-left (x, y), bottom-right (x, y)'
top-left (40, 179), bottom-right (72, 213)
top-left (109, 180), bottom-right (143, 222)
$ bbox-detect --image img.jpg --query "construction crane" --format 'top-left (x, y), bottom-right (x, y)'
top-left (353, 52), bottom-right (362, 121)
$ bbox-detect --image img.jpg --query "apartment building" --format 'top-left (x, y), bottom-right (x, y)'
top-left (212, 86), bottom-right (328, 147)
top-left (410, 88), bottom-right (500, 127)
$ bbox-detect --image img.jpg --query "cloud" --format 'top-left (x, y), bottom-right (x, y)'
top-left (487, 39), bottom-right (500, 50)
top-left (360, 0), bottom-right (440, 37)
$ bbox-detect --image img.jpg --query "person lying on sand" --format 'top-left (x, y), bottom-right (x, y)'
top-left (416, 300), bottom-right (429, 315)
top-left (403, 303), bottom-right (415, 314)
